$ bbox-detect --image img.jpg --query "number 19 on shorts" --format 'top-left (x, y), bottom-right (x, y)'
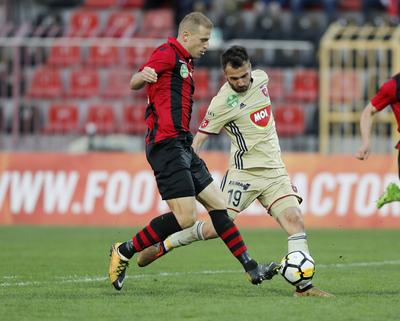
top-left (227, 189), bottom-right (242, 207)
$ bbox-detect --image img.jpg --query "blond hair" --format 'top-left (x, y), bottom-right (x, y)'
top-left (178, 12), bottom-right (213, 34)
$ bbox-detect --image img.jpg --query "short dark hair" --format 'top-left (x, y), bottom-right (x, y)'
top-left (178, 12), bottom-right (213, 34)
top-left (221, 46), bottom-right (249, 70)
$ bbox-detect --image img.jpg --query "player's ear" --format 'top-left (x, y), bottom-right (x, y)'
top-left (182, 30), bottom-right (190, 42)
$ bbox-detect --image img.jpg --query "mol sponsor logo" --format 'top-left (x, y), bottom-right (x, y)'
top-left (250, 106), bottom-right (271, 127)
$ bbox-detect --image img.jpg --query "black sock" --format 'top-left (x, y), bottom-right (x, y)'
top-left (118, 212), bottom-right (182, 259)
top-left (209, 209), bottom-right (257, 271)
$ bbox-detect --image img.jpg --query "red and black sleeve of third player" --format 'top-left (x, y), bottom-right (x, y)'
top-left (371, 77), bottom-right (397, 111)
top-left (395, 73), bottom-right (400, 102)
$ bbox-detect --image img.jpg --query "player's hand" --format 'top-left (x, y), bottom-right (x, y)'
top-left (356, 144), bottom-right (370, 160)
top-left (141, 67), bottom-right (158, 83)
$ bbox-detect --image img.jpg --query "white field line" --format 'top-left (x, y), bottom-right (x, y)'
top-left (1, 259), bottom-right (400, 288)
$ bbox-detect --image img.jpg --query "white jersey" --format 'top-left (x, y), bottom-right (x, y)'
top-left (199, 69), bottom-right (285, 169)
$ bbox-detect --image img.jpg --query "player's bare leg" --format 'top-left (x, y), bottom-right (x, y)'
top-left (138, 183), bottom-right (279, 284)
top-left (274, 199), bottom-right (334, 297)
top-left (137, 218), bottom-right (278, 283)
top-left (137, 220), bottom-right (218, 267)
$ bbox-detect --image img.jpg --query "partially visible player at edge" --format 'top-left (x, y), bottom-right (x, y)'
top-left (137, 46), bottom-right (333, 297)
top-left (356, 73), bottom-right (400, 209)
top-left (108, 12), bottom-right (278, 291)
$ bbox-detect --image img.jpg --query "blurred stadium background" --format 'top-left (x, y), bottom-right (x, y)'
top-left (1, 3), bottom-right (400, 320)
top-left (2, 0), bottom-right (399, 153)
top-left (0, 0), bottom-right (399, 228)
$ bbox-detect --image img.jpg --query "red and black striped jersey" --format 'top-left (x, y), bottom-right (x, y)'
top-left (140, 37), bottom-right (194, 144)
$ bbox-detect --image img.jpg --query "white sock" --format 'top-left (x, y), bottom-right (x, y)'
top-left (288, 232), bottom-right (312, 290)
top-left (163, 221), bottom-right (205, 252)
top-left (288, 232), bottom-right (309, 254)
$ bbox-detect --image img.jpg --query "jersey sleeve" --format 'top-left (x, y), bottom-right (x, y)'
top-left (140, 46), bottom-right (174, 74)
top-left (260, 69), bottom-right (269, 84)
top-left (371, 79), bottom-right (397, 111)
top-left (198, 96), bottom-right (232, 134)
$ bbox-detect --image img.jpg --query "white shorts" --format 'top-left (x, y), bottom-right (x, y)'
top-left (220, 167), bottom-right (302, 219)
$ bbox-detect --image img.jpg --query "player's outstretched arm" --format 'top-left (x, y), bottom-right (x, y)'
top-left (356, 102), bottom-right (378, 160)
top-left (130, 66), bottom-right (158, 90)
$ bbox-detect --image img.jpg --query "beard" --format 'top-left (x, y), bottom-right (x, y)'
top-left (231, 84), bottom-right (249, 93)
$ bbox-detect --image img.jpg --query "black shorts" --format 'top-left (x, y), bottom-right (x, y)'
top-left (146, 137), bottom-right (213, 200)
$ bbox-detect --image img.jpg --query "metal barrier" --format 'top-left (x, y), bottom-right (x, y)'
top-left (319, 23), bottom-right (400, 154)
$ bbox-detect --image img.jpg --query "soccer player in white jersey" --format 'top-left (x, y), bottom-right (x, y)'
top-left (137, 46), bottom-right (333, 297)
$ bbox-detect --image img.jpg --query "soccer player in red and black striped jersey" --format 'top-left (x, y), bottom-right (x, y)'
top-left (357, 73), bottom-right (400, 208)
top-left (108, 12), bottom-right (278, 291)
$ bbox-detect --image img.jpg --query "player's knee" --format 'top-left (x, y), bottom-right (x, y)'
top-left (197, 183), bottom-right (226, 211)
top-left (279, 207), bottom-right (305, 234)
top-left (168, 197), bottom-right (197, 229)
top-left (288, 208), bottom-right (303, 223)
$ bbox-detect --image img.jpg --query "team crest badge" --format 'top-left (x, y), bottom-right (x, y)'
top-left (260, 84), bottom-right (269, 97)
top-left (200, 118), bottom-right (209, 129)
top-left (180, 64), bottom-right (189, 78)
top-left (227, 94), bottom-right (239, 108)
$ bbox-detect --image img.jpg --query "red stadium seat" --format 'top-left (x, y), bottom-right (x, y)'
top-left (48, 45), bottom-right (81, 66)
top-left (104, 12), bottom-right (137, 37)
top-left (44, 103), bottom-right (79, 133)
top-left (87, 45), bottom-right (119, 66)
top-left (68, 69), bottom-right (100, 97)
top-left (338, 0), bottom-right (362, 10)
top-left (83, 0), bottom-right (119, 8)
top-left (68, 11), bottom-right (100, 37)
top-left (330, 70), bottom-right (362, 103)
top-left (273, 104), bottom-right (305, 136)
top-left (103, 69), bottom-right (132, 98)
top-left (193, 68), bottom-right (210, 100)
top-left (86, 104), bottom-right (116, 133)
top-left (265, 69), bottom-right (284, 102)
top-left (122, 103), bottom-right (147, 134)
top-left (124, 46), bottom-right (155, 68)
top-left (288, 69), bottom-right (318, 102)
top-left (27, 67), bottom-right (63, 98)
top-left (136, 9), bottom-right (174, 38)
top-left (120, 0), bottom-right (144, 8)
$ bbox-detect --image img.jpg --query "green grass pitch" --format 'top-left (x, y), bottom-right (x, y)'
top-left (0, 227), bottom-right (399, 321)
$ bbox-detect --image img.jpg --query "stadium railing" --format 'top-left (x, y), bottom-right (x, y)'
top-left (0, 36), bottom-right (316, 152)
top-left (319, 23), bottom-right (400, 154)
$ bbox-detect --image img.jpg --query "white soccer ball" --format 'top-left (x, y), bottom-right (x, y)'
top-left (279, 251), bottom-right (315, 286)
